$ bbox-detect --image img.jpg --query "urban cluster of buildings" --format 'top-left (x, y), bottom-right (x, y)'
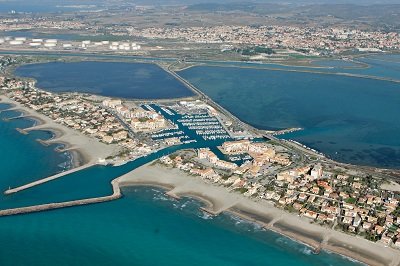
top-left (0, 17), bottom-right (86, 32)
top-left (129, 25), bottom-right (400, 55)
top-left (159, 140), bottom-right (293, 197)
top-left (273, 164), bottom-right (400, 247)
top-left (0, 76), bottom-right (33, 91)
top-left (0, 78), bottom-right (155, 154)
top-left (220, 139), bottom-right (291, 166)
top-left (8, 88), bottom-right (134, 146)
top-left (102, 99), bottom-right (167, 132)
top-left (160, 151), bottom-right (261, 198)
top-left (0, 56), bottom-right (17, 72)
top-left (159, 141), bottom-right (400, 248)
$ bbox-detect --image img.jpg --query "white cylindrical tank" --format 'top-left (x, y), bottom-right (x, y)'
top-left (9, 40), bottom-right (23, 45)
top-left (44, 43), bottom-right (56, 47)
top-left (82, 40), bottom-right (91, 45)
top-left (101, 41), bottom-right (110, 45)
top-left (63, 43), bottom-right (72, 48)
top-left (32, 39), bottom-right (43, 42)
top-left (29, 42), bottom-right (41, 47)
top-left (14, 37), bottom-right (26, 41)
top-left (45, 39), bottom-right (58, 44)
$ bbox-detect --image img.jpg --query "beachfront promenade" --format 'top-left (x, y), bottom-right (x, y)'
top-left (4, 163), bottom-right (96, 195)
top-left (0, 177), bottom-right (122, 217)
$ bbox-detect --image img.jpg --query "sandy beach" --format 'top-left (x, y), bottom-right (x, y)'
top-left (119, 163), bottom-right (400, 266)
top-left (0, 94), bottom-right (121, 166)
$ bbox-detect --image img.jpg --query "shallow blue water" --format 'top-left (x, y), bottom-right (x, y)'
top-left (179, 65), bottom-right (400, 168)
top-left (15, 61), bottom-right (194, 99)
top-left (0, 187), bottom-right (361, 266)
top-left (0, 103), bottom-right (360, 266)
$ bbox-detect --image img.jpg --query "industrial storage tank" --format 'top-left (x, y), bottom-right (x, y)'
top-left (29, 42), bottom-right (42, 47)
top-left (9, 40), bottom-right (23, 45)
top-left (44, 42), bottom-right (57, 47)
top-left (14, 37), bottom-right (27, 41)
top-left (45, 39), bottom-right (58, 44)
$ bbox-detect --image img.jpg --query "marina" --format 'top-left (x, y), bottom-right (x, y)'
top-left (1, 1), bottom-right (400, 265)
top-left (145, 103), bottom-right (233, 145)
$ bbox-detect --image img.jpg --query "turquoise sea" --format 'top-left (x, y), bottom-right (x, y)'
top-left (179, 61), bottom-right (400, 169)
top-left (0, 103), bottom-right (360, 265)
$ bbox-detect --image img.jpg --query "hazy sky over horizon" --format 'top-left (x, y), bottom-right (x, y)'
top-left (1, 0), bottom-right (400, 4)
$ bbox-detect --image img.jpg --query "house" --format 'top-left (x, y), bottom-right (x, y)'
top-left (221, 140), bottom-right (251, 154)
top-left (298, 193), bottom-right (308, 202)
top-left (102, 135), bottom-right (114, 144)
top-left (353, 215), bottom-right (362, 227)
top-left (342, 216), bottom-right (353, 225)
top-left (375, 225), bottom-right (385, 235)
top-left (190, 168), bottom-right (216, 179)
top-left (198, 148), bottom-right (218, 164)
top-left (303, 210), bottom-right (318, 219)
top-left (215, 160), bottom-right (238, 170)
top-left (311, 164), bottom-right (323, 179)
top-left (380, 235), bottom-right (393, 246)
top-left (394, 239), bottom-right (400, 248)
top-left (362, 222), bottom-right (372, 230)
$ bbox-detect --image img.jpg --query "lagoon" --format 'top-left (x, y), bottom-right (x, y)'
top-left (179, 65), bottom-right (400, 168)
top-left (15, 61), bottom-right (194, 99)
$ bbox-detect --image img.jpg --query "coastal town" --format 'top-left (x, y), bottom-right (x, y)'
top-left (129, 25), bottom-right (400, 55)
top-left (0, 24), bottom-right (399, 57)
top-left (1, 62), bottom-right (400, 252)
top-left (2, 1), bottom-right (400, 266)
top-left (159, 145), bottom-right (400, 248)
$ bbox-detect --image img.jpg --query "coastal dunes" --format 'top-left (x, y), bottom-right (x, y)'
top-left (119, 163), bottom-right (400, 266)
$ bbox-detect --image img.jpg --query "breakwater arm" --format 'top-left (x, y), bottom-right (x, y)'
top-left (4, 163), bottom-right (96, 195)
top-left (0, 178), bottom-right (121, 217)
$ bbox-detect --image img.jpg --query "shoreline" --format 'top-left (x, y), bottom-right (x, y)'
top-left (176, 61), bottom-right (400, 84)
top-left (0, 94), bottom-right (121, 166)
top-left (0, 98), bottom-right (87, 167)
top-left (4, 49), bottom-right (400, 84)
top-left (118, 163), bottom-right (400, 266)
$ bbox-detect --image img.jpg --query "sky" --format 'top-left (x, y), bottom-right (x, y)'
top-left (0, 0), bottom-right (399, 13)
top-left (1, 0), bottom-right (400, 4)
